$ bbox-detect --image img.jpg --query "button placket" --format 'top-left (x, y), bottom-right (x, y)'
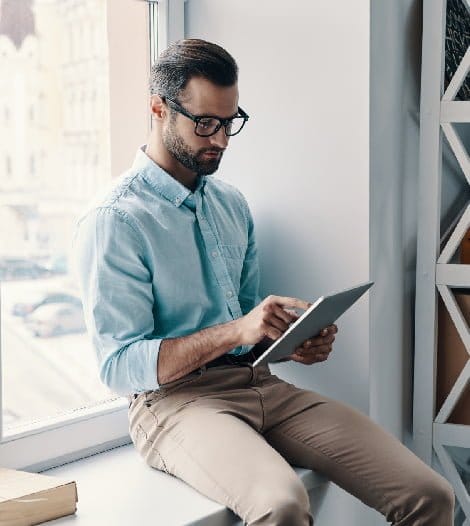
top-left (197, 193), bottom-right (242, 320)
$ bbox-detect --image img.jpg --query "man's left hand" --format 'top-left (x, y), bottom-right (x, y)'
top-left (286, 324), bottom-right (338, 364)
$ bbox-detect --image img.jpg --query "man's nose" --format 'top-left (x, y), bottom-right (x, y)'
top-left (209, 126), bottom-right (229, 149)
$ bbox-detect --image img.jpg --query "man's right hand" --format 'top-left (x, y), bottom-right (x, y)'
top-left (236, 295), bottom-right (312, 346)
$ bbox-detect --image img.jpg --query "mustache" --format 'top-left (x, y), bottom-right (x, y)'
top-left (198, 148), bottom-right (225, 155)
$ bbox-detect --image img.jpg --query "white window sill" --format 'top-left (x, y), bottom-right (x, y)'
top-left (42, 441), bottom-right (328, 525)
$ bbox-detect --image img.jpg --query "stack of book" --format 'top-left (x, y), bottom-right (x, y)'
top-left (0, 467), bottom-right (77, 525)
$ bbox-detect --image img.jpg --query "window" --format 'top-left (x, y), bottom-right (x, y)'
top-left (29, 154), bottom-right (35, 176)
top-left (5, 155), bottom-right (11, 177)
top-left (0, 0), bottom-right (165, 472)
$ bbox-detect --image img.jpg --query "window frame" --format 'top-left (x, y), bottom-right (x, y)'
top-left (0, 0), bottom-right (185, 472)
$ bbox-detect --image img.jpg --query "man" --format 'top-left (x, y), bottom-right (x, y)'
top-left (74, 39), bottom-right (454, 525)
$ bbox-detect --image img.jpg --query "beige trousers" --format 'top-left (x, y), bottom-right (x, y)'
top-left (128, 362), bottom-right (454, 525)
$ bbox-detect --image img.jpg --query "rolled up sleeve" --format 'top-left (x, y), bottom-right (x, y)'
top-left (73, 207), bottom-right (161, 396)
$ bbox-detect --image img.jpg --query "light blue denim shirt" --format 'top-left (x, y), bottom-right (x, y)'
top-left (73, 145), bottom-right (262, 396)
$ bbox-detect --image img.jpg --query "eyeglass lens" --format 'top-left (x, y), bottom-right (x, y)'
top-left (196, 116), bottom-right (245, 137)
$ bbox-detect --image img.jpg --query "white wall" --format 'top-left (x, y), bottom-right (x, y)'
top-left (369, 0), bottom-right (422, 449)
top-left (186, 0), bottom-right (370, 407)
top-left (185, 1), bottom-right (379, 524)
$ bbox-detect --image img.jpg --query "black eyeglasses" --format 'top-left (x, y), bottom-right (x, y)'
top-left (162, 96), bottom-right (249, 137)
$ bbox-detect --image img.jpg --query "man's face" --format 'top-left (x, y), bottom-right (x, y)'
top-left (162, 77), bottom-right (239, 176)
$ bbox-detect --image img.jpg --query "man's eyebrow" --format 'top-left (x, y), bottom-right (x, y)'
top-left (198, 109), bottom-right (240, 120)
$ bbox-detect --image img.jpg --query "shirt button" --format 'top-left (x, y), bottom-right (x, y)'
top-left (226, 290), bottom-right (233, 298)
top-left (211, 250), bottom-right (218, 258)
top-left (175, 197), bottom-right (181, 204)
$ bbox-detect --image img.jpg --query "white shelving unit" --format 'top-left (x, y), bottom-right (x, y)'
top-left (413, 0), bottom-right (470, 523)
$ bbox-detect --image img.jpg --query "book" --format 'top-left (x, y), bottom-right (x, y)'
top-left (0, 467), bottom-right (77, 526)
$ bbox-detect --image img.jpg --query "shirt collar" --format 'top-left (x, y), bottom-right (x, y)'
top-left (132, 145), bottom-right (207, 207)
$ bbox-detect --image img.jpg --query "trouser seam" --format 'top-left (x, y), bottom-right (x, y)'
top-left (150, 443), bottom-right (170, 474)
top-left (250, 387), bottom-right (265, 432)
top-left (272, 428), bottom-right (390, 513)
top-left (131, 415), bottom-right (170, 473)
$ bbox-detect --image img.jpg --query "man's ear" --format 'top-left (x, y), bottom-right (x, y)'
top-left (150, 95), bottom-right (167, 121)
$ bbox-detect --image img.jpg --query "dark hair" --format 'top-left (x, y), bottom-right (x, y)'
top-left (149, 39), bottom-right (238, 100)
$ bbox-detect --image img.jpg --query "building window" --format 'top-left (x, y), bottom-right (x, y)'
top-left (0, 0), bottom-right (155, 472)
top-left (30, 154), bottom-right (35, 176)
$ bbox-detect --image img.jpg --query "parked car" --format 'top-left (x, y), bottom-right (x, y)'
top-left (24, 302), bottom-right (86, 337)
top-left (0, 258), bottom-right (52, 281)
top-left (12, 290), bottom-right (82, 317)
top-left (42, 254), bottom-right (68, 275)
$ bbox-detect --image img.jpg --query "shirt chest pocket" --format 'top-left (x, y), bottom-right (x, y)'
top-left (219, 244), bottom-right (247, 292)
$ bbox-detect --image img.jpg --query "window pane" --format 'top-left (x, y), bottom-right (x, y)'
top-left (0, 0), bottom-right (149, 433)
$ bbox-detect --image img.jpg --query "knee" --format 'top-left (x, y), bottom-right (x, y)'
top-left (247, 479), bottom-right (311, 525)
top-left (405, 473), bottom-right (455, 521)
top-left (416, 473), bottom-right (453, 504)
top-left (270, 492), bottom-right (310, 525)
top-left (423, 475), bottom-right (454, 512)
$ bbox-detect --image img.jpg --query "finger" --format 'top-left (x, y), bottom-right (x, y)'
top-left (289, 352), bottom-right (309, 364)
top-left (303, 335), bottom-right (325, 348)
top-left (261, 305), bottom-right (290, 336)
top-left (303, 343), bottom-right (331, 355)
top-left (291, 352), bottom-right (322, 365)
top-left (284, 308), bottom-right (301, 323)
top-left (267, 313), bottom-right (291, 334)
top-left (272, 305), bottom-right (299, 325)
top-left (284, 308), bottom-right (300, 316)
top-left (264, 325), bottom-right (284, 340)
top-left (269, 295), bottom-right (312, 312)
top-left (300, 345), bottom-right (333, 363)
top-left (303, 355), bottom-right (318, 365)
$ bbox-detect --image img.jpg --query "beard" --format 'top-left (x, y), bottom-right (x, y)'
top-left (163, 123), bottom-right (224, 176)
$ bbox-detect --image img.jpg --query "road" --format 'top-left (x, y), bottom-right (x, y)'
top-left (1, 277), bottom-right (116, 432)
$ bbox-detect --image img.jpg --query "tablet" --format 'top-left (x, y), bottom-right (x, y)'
top-left (252, 280), bottom-right (374, 367)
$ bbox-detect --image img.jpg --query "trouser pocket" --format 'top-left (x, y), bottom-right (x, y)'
top-left (148, 368), bottom-right (206, 402)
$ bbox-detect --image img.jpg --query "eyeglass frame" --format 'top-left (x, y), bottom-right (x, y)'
top-left (161, 96), bottom-right (249, 137)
